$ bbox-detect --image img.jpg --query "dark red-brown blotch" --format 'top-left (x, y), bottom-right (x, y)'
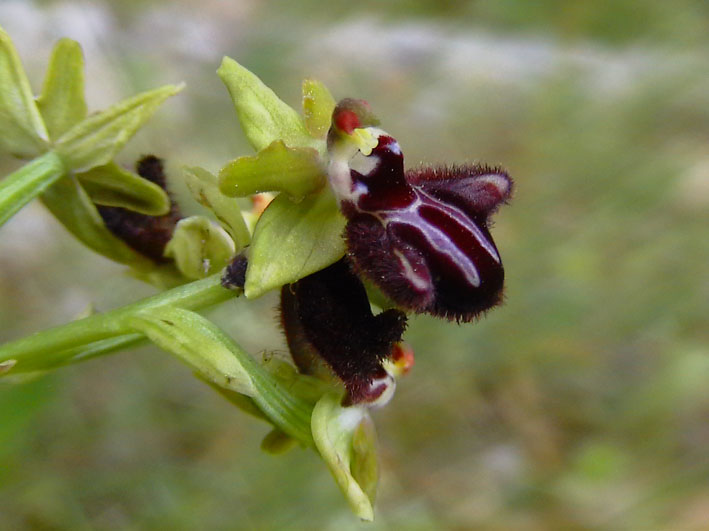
top-left (98, 155), bottom-right (182, 263)
top-left (280, 259), bottom-right (407, 405)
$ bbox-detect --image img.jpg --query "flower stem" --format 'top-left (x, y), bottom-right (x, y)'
top-left (0, 151), bottom-right (65, 228)
top-left (0, 273), bottom-right (232, 373)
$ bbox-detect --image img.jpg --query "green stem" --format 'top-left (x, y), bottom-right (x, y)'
top-left (0, 151), bottom-right (65, 228)
top-left (0, 273), bottom-right (232, 372)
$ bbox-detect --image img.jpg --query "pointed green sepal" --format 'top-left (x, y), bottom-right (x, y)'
top-left (77, 161), bottom-right (170, 215)
top-left (0, 26), bottom-right (49, 157)
top-left (184, 166), bottom-right (251, 248)
top-left (217, 57), bottom-right (316, 152)
top-left (302, 79), bottom-right (336, 139)
top-left (36, 38), bottom-right (87, 140)
top-left (311, 393), bottom-right (378, 521)
top-left (219, 140), bottom-right (325, 201)
top-left (244, 190), bottom-right (346, 298)
top-left (164, 216), bottom-right (236, 280)
top-left (55, 83), bottom-right (183, 172)
top-left (0, 151), bottom-right (65, 228)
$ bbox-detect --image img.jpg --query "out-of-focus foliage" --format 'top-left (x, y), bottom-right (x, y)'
top-left (1, 0), bottom-right (707, 528)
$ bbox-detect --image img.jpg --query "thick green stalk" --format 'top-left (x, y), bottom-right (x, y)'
top-left (0, 151), bottom-right (65, 228)
top-left (0, 273), bottom-right (232, 372)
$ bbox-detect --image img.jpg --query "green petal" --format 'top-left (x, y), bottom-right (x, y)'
top-left (244, 190), bottom-right (346, 299)
top-left (164, 216), bottom-right (236, 280)
top-left (40, 174), bottom-right (152, 267)
top-left (217, 57), bottom-right (316, 152)
top-left (311, 393), bottom-right (377, 521)
top-left (129, 306), bottom-right (257, 397)
top-left (219, 140), bottom-right (325, 201)
top-left (77, 161), bottom-right (170, 215)
top-left (184, 166), bottom-right (251, 248)
top-left (0, 26), bottom-right (49, 157)
top-left (0, 151), bottom-right (65, 228)
top-left (55, 83), bottom-right (183, 172)
top-left (302, 79), bottom-right (336, 139)
top-left (36, 38), bottom-right (87, 140)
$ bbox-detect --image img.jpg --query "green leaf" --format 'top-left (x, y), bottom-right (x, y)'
top-left (244, 190), bottom-right (346, 298)
top-left (311, 393), bottom-right (377, 521)
top-left (0, 151), bottom-right (65, 228)
top-left (77, 161), bottom-right (170, 215)
top-left (302, 78), bottom-right (336, 139)
top-left (219, 140), bottom-right (325, 201)
top-left (164, 216), bottom-right (236, 280)
top-left (129, 306), bottom-right (257, 396)
top-left (55, 83), bottom-right (183, 172)
top-left (36, 38), bottom-right (87, 140)
top-left (217, 57), bottom-right (316, 152)
top-left (0, 26), bottom-right (49, 157)
top-left (184, 166), bottom-right (250, 248)
top-left (40, 174), bottom-right (152, 267)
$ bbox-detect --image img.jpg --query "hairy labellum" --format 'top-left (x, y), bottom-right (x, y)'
top-left (98, 155), bottom-right (182, 263)
top-left (328, 102), bottom-right (512, 322)
top-left (281, 259), bottom-right (407, 405)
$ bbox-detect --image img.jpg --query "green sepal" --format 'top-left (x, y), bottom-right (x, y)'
top-left (351, 415), bottom-right (379, 505)
top-left (311, 393), bottom-right (378, 522)
top-left (184, 166), bottom-right (251, 248)
top-left (219, 140), bottom-right (325, 201)
top-left (302, 79), bottom-right (336, 139)
top-left (40, 174), bottom-right (152, 267)
top-left (55, 83), bottom-right (183, 172)
top-left (36, 37), bottom-right (87, 140)
top-left (217, 57), bottom-right (316, 152)
top-left (0, 151), bottom-right (65, 228)
top-left (128, 306), bottom-right (258, 397)
top-left (244, 190), bottom-right (346, 298)
top-left (0, 26), bottom-right (49, 158)
top-left (164, 216), bottom-right (236, 280)
top-left (77, 161), bottom-right (170, 215)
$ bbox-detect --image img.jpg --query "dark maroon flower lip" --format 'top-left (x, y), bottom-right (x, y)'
top-left (98, 155), bottom-right (182, 264)
top-left (280, 259), bottom-right (407, 405)
top-left (328, 100), bottom-right (513, 322)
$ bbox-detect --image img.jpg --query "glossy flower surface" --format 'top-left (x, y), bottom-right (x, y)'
top-left (327, 100), bottom-right (513, 322)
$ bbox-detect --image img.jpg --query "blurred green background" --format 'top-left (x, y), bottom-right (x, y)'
top-left (1, 0), bottom-right (708, 528)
